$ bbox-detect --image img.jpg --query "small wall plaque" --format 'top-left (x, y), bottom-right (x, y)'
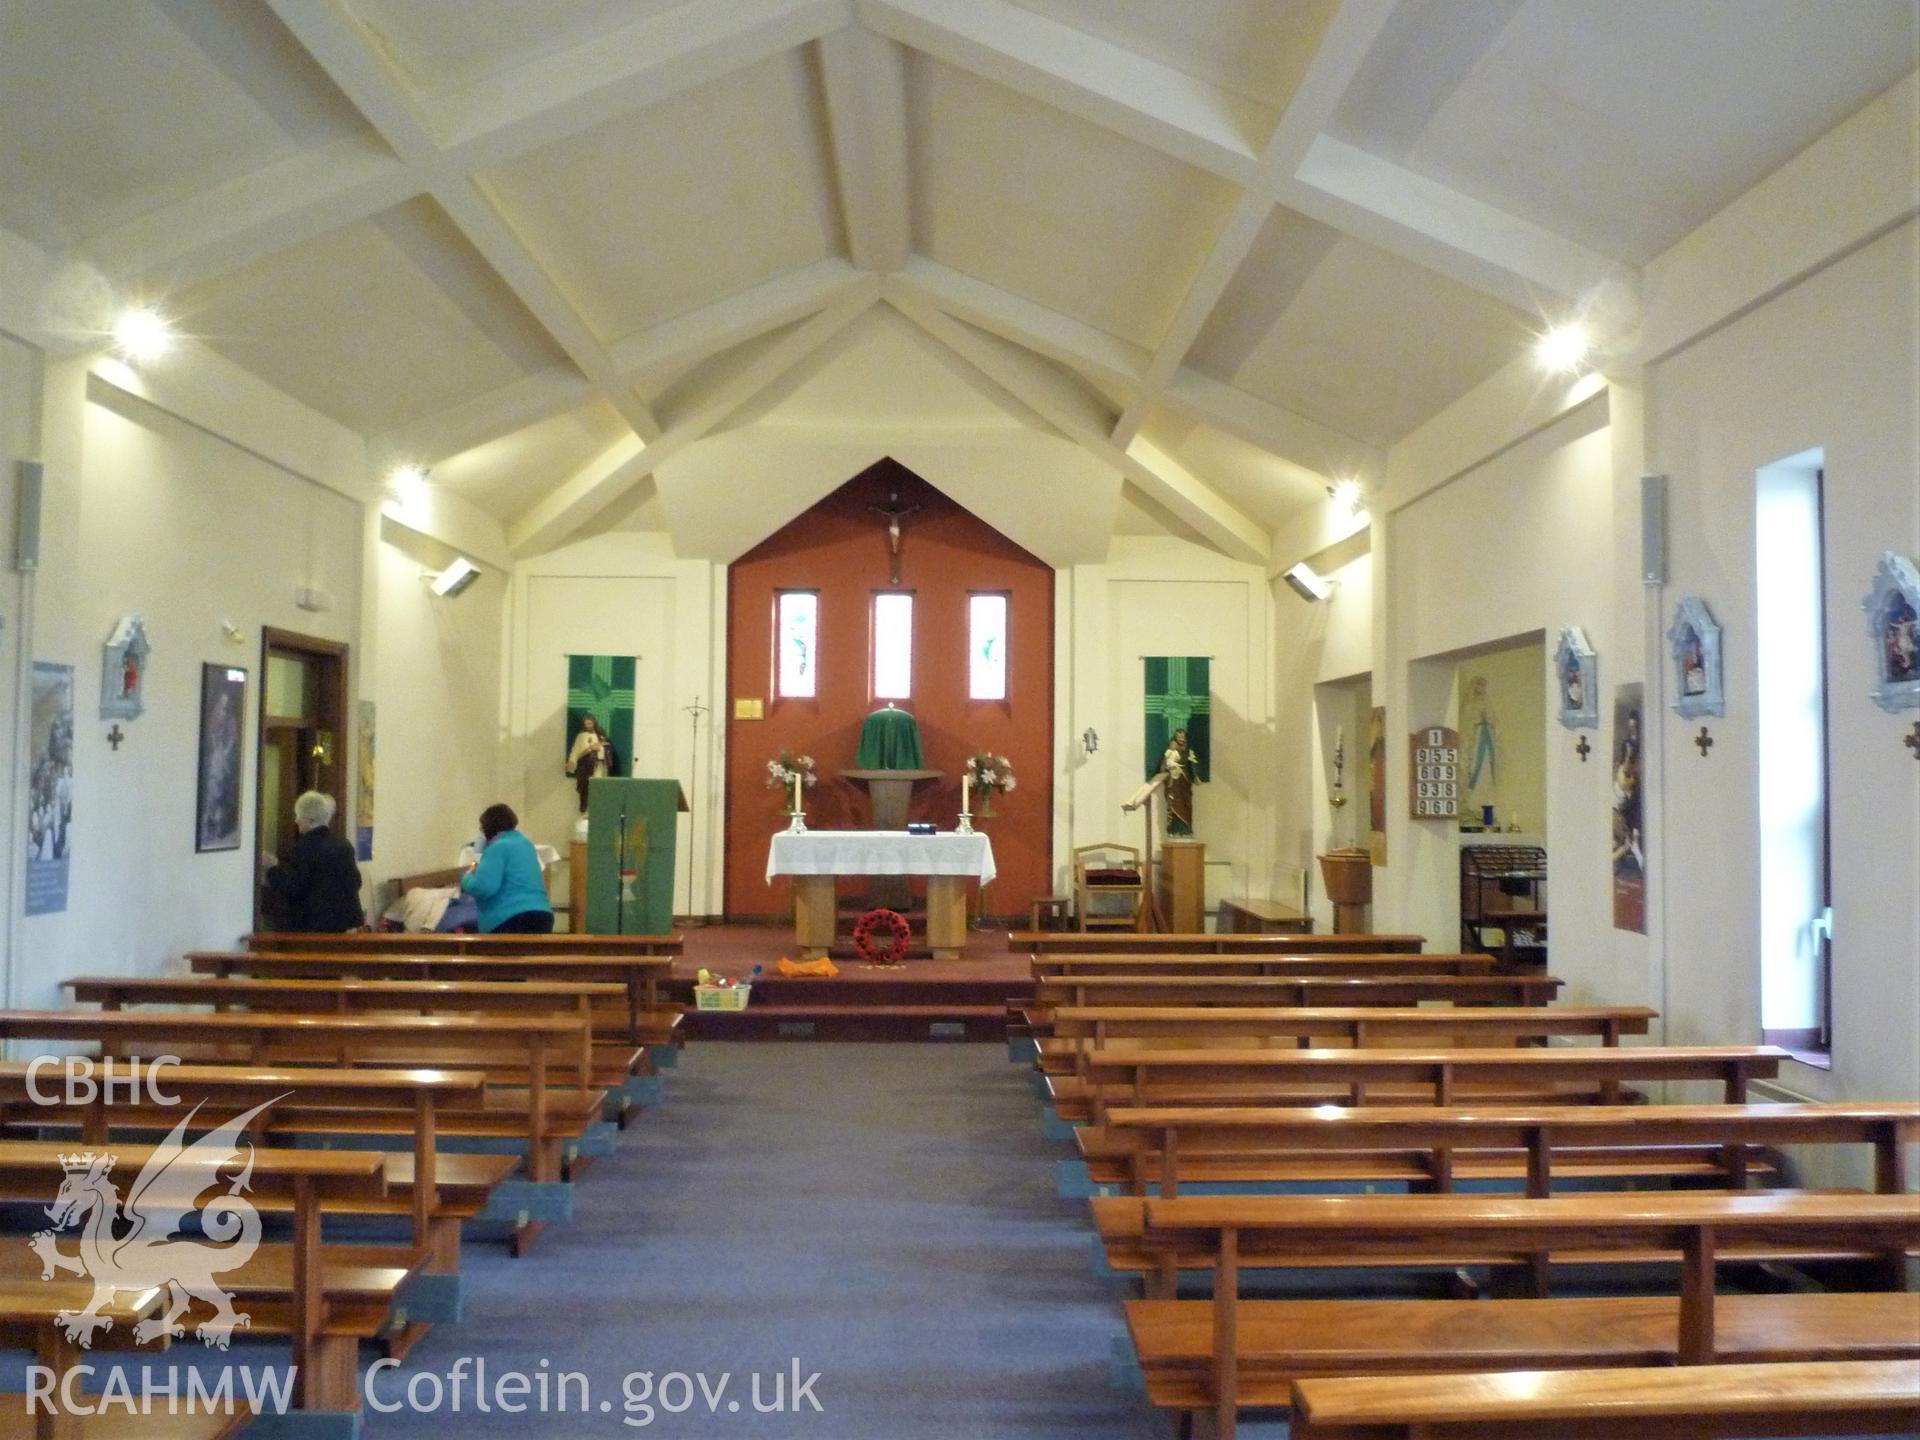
top-left (1409, 726), bottom-right (1460, 820)
top-left (733, 698), bottom-right (765, 720)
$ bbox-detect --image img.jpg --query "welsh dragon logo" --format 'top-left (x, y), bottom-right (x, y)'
top-left (29, 1097), bottom-right (285, 1349)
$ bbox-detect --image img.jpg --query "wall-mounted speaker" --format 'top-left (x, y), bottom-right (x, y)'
top-left (15, 459), bottom-right (43, 572)
top-left (1640, 472), bottom-right (1666, 586)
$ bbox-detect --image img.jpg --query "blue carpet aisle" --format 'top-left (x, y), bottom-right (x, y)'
top-left (364, 1043), bottom-right (1232, 1438)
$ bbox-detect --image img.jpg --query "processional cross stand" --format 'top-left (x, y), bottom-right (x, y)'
top-left (1121, 774), bottom-right (1170, 933)
top-left (868, 487), bottom-right (921, 586)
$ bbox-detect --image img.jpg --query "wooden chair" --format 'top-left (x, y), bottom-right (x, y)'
top-left (1074, 844), bottom-right (1146, 933)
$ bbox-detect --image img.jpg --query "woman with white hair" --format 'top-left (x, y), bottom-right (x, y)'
top-left (262, 790), bottom-right (365, 932)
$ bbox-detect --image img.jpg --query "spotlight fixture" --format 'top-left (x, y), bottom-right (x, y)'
top-left (428, 557), bottom-right (481, 598)
top-left (1327, 478), bottom-right (1363, 515)
top-left (112, 307), bottom-right (172, 363)
top-left (1282, 562), bottom-right (1333, 603)
top-left (1533, 323), bottom-right (1590, 374)
top-left (386, 463), bottom-right (429, 505)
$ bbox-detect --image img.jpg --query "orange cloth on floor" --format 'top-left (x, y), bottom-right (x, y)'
top-left (777, 956), bottom-right (839, 977)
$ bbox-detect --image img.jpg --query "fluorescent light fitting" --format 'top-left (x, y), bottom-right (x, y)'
top-left (1283, 562), bottom-right (1333, 603)
top-left (429, 557), bottom-right (480, 598)
top-left (113, 307), bottom-right (172, 363)
top-left (1533, 323), bottom-right (1590, 374)
top-left (1327, 479), bottom-right (1363, 514)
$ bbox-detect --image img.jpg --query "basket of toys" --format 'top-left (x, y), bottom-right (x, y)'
top-left (692, 968), bottom-right (753, 1010)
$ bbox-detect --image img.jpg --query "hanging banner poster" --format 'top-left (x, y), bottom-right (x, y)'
top-left (1611, 683), bottom-right (1647, 933)
top-left (27, 662), bottom-right (74, 916)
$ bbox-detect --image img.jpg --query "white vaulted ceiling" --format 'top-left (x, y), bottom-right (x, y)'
top-left (2, 0), bottom-right (1913, 563)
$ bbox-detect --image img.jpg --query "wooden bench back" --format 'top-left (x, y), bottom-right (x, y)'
top-left (1036, 974), bottom-right (1562, 1008)
top-left (1013, 931), bottom-right (1425, 955)
top-left (1288, 1359), bottom-right (1920, 1440)
top-left (1033, 953), bottom-right (1495, 977)
top-left (1102, 1101), bottom-right (1919, 1197)
top-left (1053, 1005), bottom-right (1656, 1051)
top-left (246, 931), bottom-right (682, 956)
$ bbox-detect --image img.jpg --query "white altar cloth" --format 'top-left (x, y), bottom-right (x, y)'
top-left (766, 830), bottom-right (996, 885)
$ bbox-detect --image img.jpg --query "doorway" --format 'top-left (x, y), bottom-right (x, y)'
top-left (256, 628), bottom-right (349, 923)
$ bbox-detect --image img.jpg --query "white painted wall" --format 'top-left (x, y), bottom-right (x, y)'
top-left (369, 521), bottom-right (507, 890)
top-left (1057, 535), bottom-right (1274, 914)
top-left (506, 534), bottom-right (724, 918)
top-left (15, 371), bottom-right (363, 1002)
top-left (1377, 400), bottom-right (1621, 1002)
top-left (1646, 219), bottom-right (1920, 1112)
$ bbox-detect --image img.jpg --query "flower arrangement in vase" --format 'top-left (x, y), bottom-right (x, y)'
top-left (765, 751), bottom-right (817, 814)
top-left (964, 752), bottom-right (1016, 818)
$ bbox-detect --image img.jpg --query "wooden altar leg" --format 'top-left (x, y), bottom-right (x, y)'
top-left (926, 875), bottom-right (967, 960)
top-left (793, 875), bottom-right (837, 958)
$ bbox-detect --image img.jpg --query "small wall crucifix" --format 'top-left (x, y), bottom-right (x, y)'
top-left (1574, 735), bottom-right (1592, 763)
top-left (868, 487), bottom-right (921, 587)
top-left (1694, 725), bottom-right (1715, 758)
top-left (1904, 720), bottom-right (1920, 761)
top-left (106, 724), bottom-right (126, 751)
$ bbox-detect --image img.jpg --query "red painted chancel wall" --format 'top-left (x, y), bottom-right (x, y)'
top-left (723, 461), bottom-right (1053, 919)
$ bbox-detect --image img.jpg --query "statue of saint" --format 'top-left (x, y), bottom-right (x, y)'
top-left (567, 714), bottom-right (616, 814)
top-left (1160, 726), bottom-right (1200, 837)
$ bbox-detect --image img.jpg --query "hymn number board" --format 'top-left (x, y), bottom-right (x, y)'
top-left (1408, 726), bottom-right (1461, 820)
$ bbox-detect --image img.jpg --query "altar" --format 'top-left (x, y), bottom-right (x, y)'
top-left (767, 830), bottom-right (996, 960)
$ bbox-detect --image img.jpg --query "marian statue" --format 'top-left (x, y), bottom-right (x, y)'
top-left (1159, 727), bottom-right (1201, 837)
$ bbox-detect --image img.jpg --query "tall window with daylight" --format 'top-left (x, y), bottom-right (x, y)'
top-left (872, 593), bottom-right (913, 700)
top-left (1755, 452), bottom-right (1830, 1062)
top-left (969, 593), bottom-right (1008, 700)
top-left (776, 591), bottom-right (818, 699)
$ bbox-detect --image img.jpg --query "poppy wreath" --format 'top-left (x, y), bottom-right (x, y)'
top-left (852, 907), bottom-right (911, 965)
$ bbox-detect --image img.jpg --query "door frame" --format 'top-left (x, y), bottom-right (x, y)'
top-left (255, 628), bottom-right (349, 926)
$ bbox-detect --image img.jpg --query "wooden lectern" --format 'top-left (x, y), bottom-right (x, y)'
top-left (584, 778), bottom-right (687, 935)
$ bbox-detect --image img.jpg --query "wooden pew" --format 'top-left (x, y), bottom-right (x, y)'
top-left (1127, 1190), bottom-right (1920, 1438)
top-left (1032, 953), bottom-right (1496, 978)
top-left (0, 1062), bottom-right (492, 1251)
top-left (0, 1280), bottom-right (221, 1440)
top-left (1288, 1359), bottom-right (1920, 1438)
top-left (1063, 1045), bottom-right (1789, 1126)
top-left (1013, 931), bottom-right (1425, 955)
top-left (0, 1140), bottom-right (387, 1418)
top-left (0, 1012), bottom-right (589, 1190)
top-left (1046, 1007), bottom-right (1657, 1078)
top-left (1101, 1101), bottom-right (1919, 1199)
top-left (61, 976), bottom-right (652, 1120)
top-left (246, 931), bottom-right (681, 957)
top-left (187, 951), bottom-right (678, 1049)
top-left (1034, 973), bottom-right (1563, 1011)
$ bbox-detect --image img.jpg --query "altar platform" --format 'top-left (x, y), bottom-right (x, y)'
top-left (669, 924), bottom-right (1031, 1041)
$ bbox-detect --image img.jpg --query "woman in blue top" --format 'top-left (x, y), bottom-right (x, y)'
top-left (460, 804), bottom-right (555, 934)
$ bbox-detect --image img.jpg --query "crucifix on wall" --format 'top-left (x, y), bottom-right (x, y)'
top-left (868, 487), bottom-right (920, 586)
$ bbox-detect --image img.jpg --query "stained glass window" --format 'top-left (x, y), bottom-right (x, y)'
top-left (777, 591), bottom-right (817, 698)
top-left (969, 593), bottom-right (1008, 700)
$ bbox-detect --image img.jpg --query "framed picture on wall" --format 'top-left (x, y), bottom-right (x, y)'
top-left (1553, 625), bottom-right (1599, 729)
top-left (196, 663), bottom-right (247, 853)
top-left (1862, 551), bottom-right (1920, 712)
top-left (1667, 596), bottom-right (1725, 719)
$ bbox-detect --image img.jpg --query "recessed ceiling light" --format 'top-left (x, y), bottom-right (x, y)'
top-left (113, 307), bottom-right (172, 363)
top-left (1533, 323), bottom-right (1590, 374)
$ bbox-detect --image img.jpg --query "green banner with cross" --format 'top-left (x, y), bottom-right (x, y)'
top-left (566, 654), bottom-right (635, 777)
top-left (1143, 656), bottom-right (1210, 782)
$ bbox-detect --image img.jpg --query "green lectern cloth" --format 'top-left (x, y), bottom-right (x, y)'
top-left (586, 777), bottom-right (684, 935)
top-left (854, 707), bottom-right (924, 769)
